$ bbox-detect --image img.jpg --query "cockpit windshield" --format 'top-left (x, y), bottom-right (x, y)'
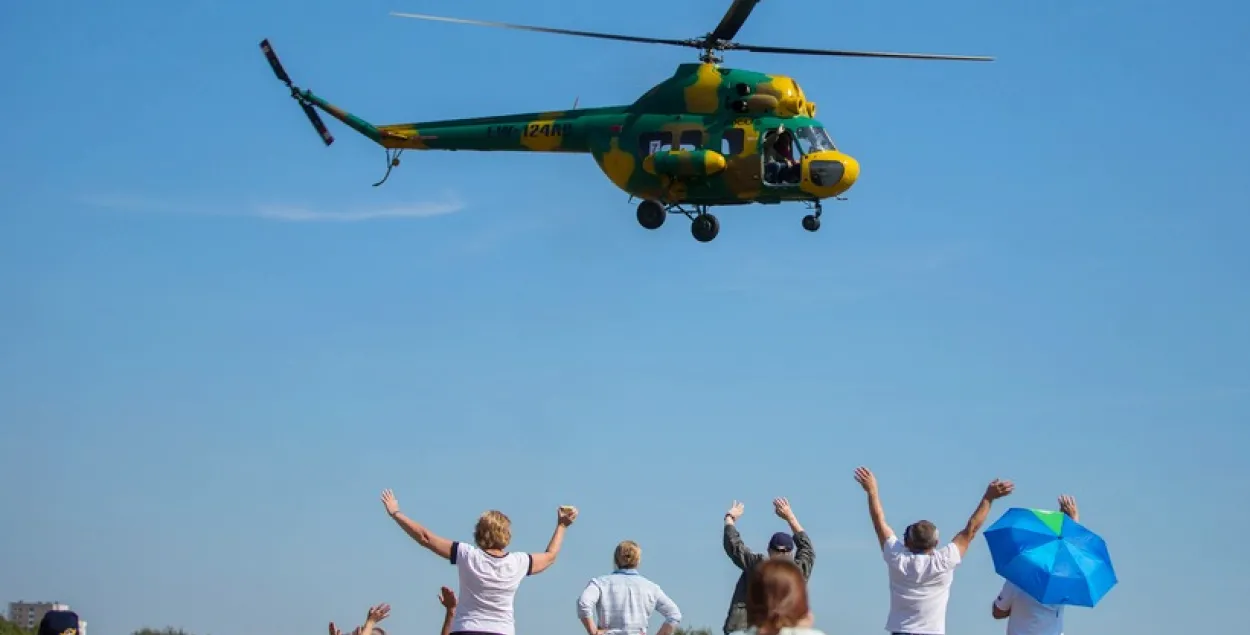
top-left (795, 126), bottom-right (836, 153)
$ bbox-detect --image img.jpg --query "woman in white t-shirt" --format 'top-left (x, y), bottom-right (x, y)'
top-left (728, 558), bottom-right (825, 635)
top-left (380, 489), bottom-right (577, 635)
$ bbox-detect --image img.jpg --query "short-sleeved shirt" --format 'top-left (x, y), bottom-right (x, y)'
top-left (994, 580), bottom-right (1064, 635)
top-left (881, 534), bottom-right (962, 634)
top-left (449, 541), bottom-right (533, 635)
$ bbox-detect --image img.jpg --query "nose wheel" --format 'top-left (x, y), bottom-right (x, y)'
top-left (802, 201), bottom-right (823, 232)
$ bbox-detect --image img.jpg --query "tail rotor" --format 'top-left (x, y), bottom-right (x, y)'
top-left (260, 38), bottom-right (335, 146)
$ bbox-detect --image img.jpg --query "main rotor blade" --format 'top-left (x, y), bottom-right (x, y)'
top-left (728, 42), bottom-right (994, 61)
top-left (390, 12), bottom-right (696, 49)
top-left (710, 0), bottom-right (763, 42)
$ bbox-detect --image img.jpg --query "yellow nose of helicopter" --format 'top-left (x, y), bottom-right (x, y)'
top-left (801, 151), bottom-right (860, 198)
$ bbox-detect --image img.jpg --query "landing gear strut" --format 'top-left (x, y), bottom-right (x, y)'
top-left (634, 200), bottom-right (720, 242)
top-left (802, 200), bottom-right (822, 232)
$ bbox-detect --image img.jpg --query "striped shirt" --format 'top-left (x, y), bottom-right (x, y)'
top-left (576, 569), bottom-right (681, 635)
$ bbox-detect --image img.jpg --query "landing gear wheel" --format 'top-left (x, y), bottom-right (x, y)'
top-left (692, 213), bottom-right (720, 242)
top-left (636, 200), bottom-right (666, 230)
top-left (802, 214), bottom-right (821, 232)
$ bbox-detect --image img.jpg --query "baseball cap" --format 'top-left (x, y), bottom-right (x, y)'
top-left (768, 532), bottom-right (794, 552)
top-left (38, 611), bottom-right (80, 635)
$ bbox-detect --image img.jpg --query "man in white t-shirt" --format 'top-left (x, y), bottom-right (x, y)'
top-left (990, 495), bottom-right (1079, 635)
top-left (853, 466), bottom-right (1014, 635)
top-left (381, 489), bottom-right (578, 635)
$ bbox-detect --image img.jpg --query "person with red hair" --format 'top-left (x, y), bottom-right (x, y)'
top-left (737, 559), bottom-right (823, 635)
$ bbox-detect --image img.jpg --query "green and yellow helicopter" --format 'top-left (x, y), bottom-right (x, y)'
top-left (261, 0), bottom-right (991, 242)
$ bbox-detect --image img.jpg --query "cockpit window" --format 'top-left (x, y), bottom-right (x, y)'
top-left (794, 126), bottom-right (836, 154)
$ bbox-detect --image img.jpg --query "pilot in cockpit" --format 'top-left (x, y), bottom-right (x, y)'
top-left (764, 127), bottom-right (800, 185)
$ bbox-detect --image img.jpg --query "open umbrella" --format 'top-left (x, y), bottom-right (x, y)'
top-left (984, 507), bottom-right (1117, 607)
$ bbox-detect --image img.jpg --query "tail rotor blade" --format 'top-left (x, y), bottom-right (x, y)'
top-left (260, 39), bottom-right (294, 86)
top-left (300, 101), bottom-right (335, 146)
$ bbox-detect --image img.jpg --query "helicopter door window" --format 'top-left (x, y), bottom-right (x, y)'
top-left (678, 130), bottom-right (703, 151)
top-left (639, 131), bottom-right (673, 156)
top-left (720, 128), bottom-right (745, 156)
top-left (762, 128), bottom-right (801, 186)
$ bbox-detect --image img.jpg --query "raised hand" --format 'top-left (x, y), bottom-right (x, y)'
top-left (727, 500), bottom-right (745, 520)
top-left (380, 489), bottom-right (400, 516)
top-left (558, 505), bottom-right (579, 526)
top-left (1058, 495), bottom-right (1079, 521)
top-left (984, 479), bottom-right (1014, 500)
top-left (329, 622), bottom-right (342, 635)
top-left (853, 467), bottom-right (878, 494)
top-left (438, 586), bottom-right (457, 609)
top-left (366, 604), bottom-right (391, 623)
top-left (773, 497), bottom-right (795, 521)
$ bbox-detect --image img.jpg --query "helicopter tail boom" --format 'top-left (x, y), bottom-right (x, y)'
top-left (372, 106), bottom-right (628, 153)
top-left (296, 90), bottom-right (391, 144)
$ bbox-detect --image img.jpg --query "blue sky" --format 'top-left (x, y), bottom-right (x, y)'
top-left (1, 0), bottom-right (1247, 634)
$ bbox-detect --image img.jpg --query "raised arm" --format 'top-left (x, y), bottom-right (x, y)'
top-left (531, 505), bottom-right (578, 575)
top-left (853, 467), bottom-right (893, 549)
top-left (358, 604), bottom-right (390, 635)
top-left (774, 497), bottom-right (815, 576)
top-left (723, 501), bottom-right (764, 570)
top-left (951, 479), bottom-right (1014, 557)
top-left (438, 587), bottom-right (457, 635)
top-left (381, 489), bottom-right (454, 559)
top-left (653, 585), bottom-right (682, 635)
top-left (1059, 494), bottom-right (1079, 523)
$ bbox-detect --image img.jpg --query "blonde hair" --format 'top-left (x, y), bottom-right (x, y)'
top-left (614, 540), bottom-right (642, 569)
top-left (474, 510), bottom-right (512, 550)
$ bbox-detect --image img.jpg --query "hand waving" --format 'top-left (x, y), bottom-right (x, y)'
top-left (773, 497), bottom-right (795, 521)
top-left (366, 603), bottom-right (391, 623)
top-left (727, 500), bottom-right (745, 520)
top-left (984, 479), bottom-right (1014, 500)
top-left (329, 623), bottom-right (342, 635)
top-left (439, 586), bottom-right (457, 609)
top-left (381, 489), bottom-right (400, 516)
top-left (1058, 495), bottom-right (1079, 521)
top-left (558, 505), bottom-right (579, 526)
top-left (853, 467), bottom-right (878, 494)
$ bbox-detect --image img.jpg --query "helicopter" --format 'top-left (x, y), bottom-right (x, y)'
top-left (260, 0), bottom-right (991, 242)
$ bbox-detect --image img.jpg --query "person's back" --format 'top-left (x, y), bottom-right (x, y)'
top-left (581, 570), bottom-right (679, 635)
top-left (451, 541), bottom-right (531, 635)
top-left (995, 581), bottom-right (1064, 635)
top-left (882, 535), bottom-right (961, 633)
top-left (852, 467), bottom-right (1013, 635)
top-left (721, 499), bottom-right (815, 635)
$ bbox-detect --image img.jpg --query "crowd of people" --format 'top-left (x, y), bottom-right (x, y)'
top-left (333, 468), bottom-right (1079, 635)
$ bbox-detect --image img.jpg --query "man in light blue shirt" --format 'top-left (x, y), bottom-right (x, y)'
top-left (577, 540), bottom-right (682, 635)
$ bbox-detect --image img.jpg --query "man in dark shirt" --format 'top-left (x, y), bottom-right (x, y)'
top-left (721, 497), bottom-right (815, 634)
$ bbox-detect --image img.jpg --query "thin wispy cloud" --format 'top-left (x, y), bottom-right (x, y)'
top-left (80, 193), bottom-right (465, 222)
top-left (253, 201), bottom-right (463, 222)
